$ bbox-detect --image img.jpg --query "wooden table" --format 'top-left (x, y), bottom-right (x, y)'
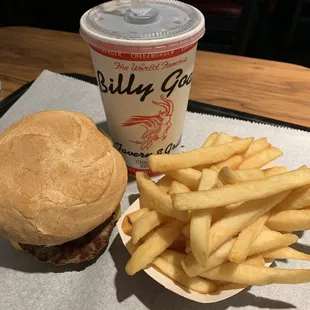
top-left (1, 26), bottom-right (310, 127)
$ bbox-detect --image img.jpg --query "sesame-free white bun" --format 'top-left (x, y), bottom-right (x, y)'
top-left (0, 110), bottom-right (127, 246)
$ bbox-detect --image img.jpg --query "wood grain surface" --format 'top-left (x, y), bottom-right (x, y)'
top-left (1, 26), bottom-right (310, 127)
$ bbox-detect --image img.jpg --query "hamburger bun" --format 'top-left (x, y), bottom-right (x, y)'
top-left (0, 110), bottom-right (128, 247)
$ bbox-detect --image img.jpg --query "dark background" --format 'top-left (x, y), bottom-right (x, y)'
top-left (1, 0), bottom-right (310, 68)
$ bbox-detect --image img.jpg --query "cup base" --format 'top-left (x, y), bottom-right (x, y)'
top-left (127, 166), bottom-right (163, 178)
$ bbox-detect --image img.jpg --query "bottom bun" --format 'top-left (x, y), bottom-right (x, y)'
top-left (19, 214), bottom-right (116, 265)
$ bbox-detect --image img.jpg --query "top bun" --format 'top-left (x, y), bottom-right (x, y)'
top-left (0, 110), bottom-right (127, 246)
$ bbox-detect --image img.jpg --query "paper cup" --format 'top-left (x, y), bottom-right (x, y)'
top-left (80, 0), bottom-right (205, 176)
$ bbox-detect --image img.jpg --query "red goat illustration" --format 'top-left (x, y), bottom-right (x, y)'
top-left (122, 95), bottom-right (174, 150)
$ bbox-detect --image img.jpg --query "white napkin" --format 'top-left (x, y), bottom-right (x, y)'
top-left (1, 70), bottom-right (310, 310)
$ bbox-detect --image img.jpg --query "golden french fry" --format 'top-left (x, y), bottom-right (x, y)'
top-left (195, 155), bottom-right (243, 173)
top-left (218, 167), bottom-right (265, 185)
top-left (173, 168), bottom-right (310, 210)
top-left (239, 147), bottom-right (283, 170)
top-left (198, 169), bottom-right (218, 190)
top-left (211, 203), bottom-right (242, 223)
top-left (202, 132), bottom-right (219, 147)
top-left (193, 164), bottom-right (212, 172)
top-left (261, 247), bottom-right (310, 261)
top-left (201, 263), bottom-right (310, 286)
top-left (148, 138), bottom-right (253, 173)
top-left (122, 217), bottom-right (133, 236)
top-left (168, 181), bottom-right (191, 195)
top-left (131, 211), bottom-right (169, 245)
top-left (152, 257), bottom-right (217, 294)
top-left (122, 208), bottom-right (149, 236)
top-left (214, 255), bottom-right (265, 291)
top-left (263, 166), bottom-right (287, 177)
top-left (190, 169), bottom-right (216, 267)
top-left (208, 191), bottom-right (289, 254)
top-left (244, 137), bottom-right (271, 159)
top-left (166, 168), bottom-right (201, 191)
top-left (137, 172), bottom-right (189, 222)
top-left (159, 250), bottom-right (186, 267)
top-left (216, 255), bottom-right (266, 292)
top-left (273, 186), bottom-right (310, 212)
top-left (182, 238), bottom-right (236, 277)
top-left (213, 155), bottom-right (244, 171)
top-left (156, 176), bottom-right (173, 193)
top-left (183, 229), bottom-right (296, 278)
top-left (228, 213), bottom-right (270, 264)
top-left (243, 255), bottom-right (266, 267)
top-left (212, 133), bottom-right (233, 146)
top-left (267, 209), bottom-right (310, 232)
top-left (262, 225), bottom-right (271, 231)
top-left (249, 231), bottom-right (298, 256)
top-left (190, 208), bottom-right (212, 267)
top-left (128, 208), bottom-right (149, 223)
top-left (126, 219), bottom-right (185, 275)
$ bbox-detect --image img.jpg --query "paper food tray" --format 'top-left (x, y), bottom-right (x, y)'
top-left (117, 198), bottom-right (272, 304)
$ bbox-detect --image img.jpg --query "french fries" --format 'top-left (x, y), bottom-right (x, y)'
top-left (273, 186), bottom-right (310, 212)
top-left (199, 169), bottom-right (218, 190)
top-left (131, 211), bottom-right (169, 244)
top-left (263, 166), bottom-right (287, 177)
top-left (121, 131), bottom-right (310, 299)
top-left (148, 138), bottom-right (253, 172)
top-left (228, 213), bottom-right (269, 263)
top-left (166, 169), bottom-right (201, 191)
top-left (214, 255), bottom-right (265, 292)
top-left (243, 137), bottom-right (271, 159)
top-left (152, 257), bottom-right (217, 294)
top-left (182, 229), bottom-right (297, 278)
top-left (218, 166), bottom-right (286, 185)
top-left (209, 192), bottom-right (289, 253)
top-left (212, 133), bottom-right (233, 146)
top-left (242, 255), bottom-right (266, 267)
top-left (249, 231), bottom-right (298, 255)
top-left (261, 247), bottom-right (310, 261)
top-left (201, 263), bottom-right (310, 286)
top-left (218, 167), bottom-right (265, 184)
top-left (190, 169), bottom-right (216, 267)
top-left (239, 147), bottom-right (283, 170)
top-left (168, 181), bottom-right (191, 195)
top-left (212, 155), bottom-right (244, 171)
top-left (172, 168), bottom-right (310, 210)
top-left (126, 219), bottom-right (186, 275)
top-left (202, 132), bottom-right (219, 147)
top-left (122, 208), bottom-right (149, 235)
top-left (267, 209), bottom-right (310, 232)
top-left (136, 172), bottom-right (189, 222)
top-left (159, 250), bottom-right (186, 267)
top-left (156, 176), bottom-right (173, 193)
top-left (182, 238), bottom-right (237, 277)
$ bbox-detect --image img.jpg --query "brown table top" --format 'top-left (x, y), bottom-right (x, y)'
top-left (1, 26), bottom-right (310, 127)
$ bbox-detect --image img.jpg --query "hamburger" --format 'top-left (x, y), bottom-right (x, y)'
top-left (0, 110), bottom-right (128, 265)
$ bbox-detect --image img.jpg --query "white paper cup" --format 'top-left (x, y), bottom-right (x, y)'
top-left (80, 0), bottom-right (205, 176)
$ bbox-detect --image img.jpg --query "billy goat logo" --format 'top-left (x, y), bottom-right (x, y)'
top-left (122, 95), bottom-right (174, 150)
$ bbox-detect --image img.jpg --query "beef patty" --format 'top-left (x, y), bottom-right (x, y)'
top-left (20, 215), bottom-right (116, 265)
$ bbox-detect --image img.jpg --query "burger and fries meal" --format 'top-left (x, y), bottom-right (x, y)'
top-left (1, 110), bottom-right (310, 301)
top-left (121, 131), bottom-right (310, 296)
